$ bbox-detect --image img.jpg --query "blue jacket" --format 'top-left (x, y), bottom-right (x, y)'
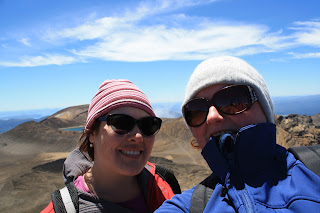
top-left (155, 123), bottom-right (320, 212)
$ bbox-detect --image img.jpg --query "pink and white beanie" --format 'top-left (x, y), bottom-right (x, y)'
top-left (85, 79), bottom-right (155, 130)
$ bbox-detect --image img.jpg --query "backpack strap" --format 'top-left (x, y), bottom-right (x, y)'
top-left (190, 173), bottom-right (220, 213)
top-left (51, 182), bottom-right (79, 213)
top-left (288, 144), bottom-right (320, 176)
top-left (155, 164), bottom-right (181, 194)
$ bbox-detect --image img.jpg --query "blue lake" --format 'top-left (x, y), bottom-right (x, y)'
top-left (63, 127), bottom-right (84, 132)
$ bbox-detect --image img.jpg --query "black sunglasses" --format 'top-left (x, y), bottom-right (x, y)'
top-left (98, 114), bottom-right (162, 137)
top-left (183, 85), bottom-right (258, 127)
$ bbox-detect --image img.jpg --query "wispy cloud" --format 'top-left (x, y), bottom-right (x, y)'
top-left (71, 22), bottom-right (282, 61)
top-left (0, 54), bottom-right (76, 67)
top-left (1, 43), bottom-right (8, 49)
top-left (291, 19), bottom-right (320, 47)
top-left (125, 0), bottom-right (218, 20)
top-left (1, 0), bottom-right (320, 67)
top-left (288, 52), bottom-right (320, 59)
top-left (19, 38), bottom-right (31, 47)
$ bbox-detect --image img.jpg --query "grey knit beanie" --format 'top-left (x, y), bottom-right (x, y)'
top-left (182, 56), bottom-right (274, 123)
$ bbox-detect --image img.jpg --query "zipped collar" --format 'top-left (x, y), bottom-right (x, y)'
top-left (201, 123), bottom-right (287, 189)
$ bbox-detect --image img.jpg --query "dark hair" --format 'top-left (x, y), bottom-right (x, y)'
top-left (79, 119), bottom-right (101, 161)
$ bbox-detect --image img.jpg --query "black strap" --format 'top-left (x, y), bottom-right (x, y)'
top-left (288, 144), bottom-right (320, 177)
top-left (190, 173), bottom-right (220, 213)
top-left (156, 164), bottom-right (181, 194)
top-left (51, 182), bottom-right (79, 213)
top-left (51, 189), bottom-right (67, 213)
top-left (66, 182), bottom-right (79, 211)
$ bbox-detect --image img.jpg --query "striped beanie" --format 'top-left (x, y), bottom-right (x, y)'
top-left (85, 79), bottom-right (155, 129)
top-left (182, 56), bottom-right (274, 123)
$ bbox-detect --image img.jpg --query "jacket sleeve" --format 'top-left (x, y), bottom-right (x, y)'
top-left (154, 187), bottom-right (195, 212)
top-left (40, 201), bottom-right (55, 213)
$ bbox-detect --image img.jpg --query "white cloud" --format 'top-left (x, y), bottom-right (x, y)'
top-left (61, 16), bottom-right (284, 61)
top-left (19, 38), bottom-right (31, 47)
top-left (69, 20), bottom-right (294, 61)
top-left (42, 0), bottom-right (295, 62)
top-left (0, 54), bottom-right (77, 67)
top-left (127, 0), bottom-right (218, 20)
top-left (2, 0), bottom-right (320, 67)
top-left (45, 0), bottom-right (218, 41)
top-left (288, 52), bottom-right (320, 59)
top-left (46, 17), bottom-right (122, 41)
top-left (291, 20), bottom-right (320, 47)
top-left (1, 43), bottom-right (8, 48)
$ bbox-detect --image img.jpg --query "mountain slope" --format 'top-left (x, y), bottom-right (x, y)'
top-left (0, 105), bottom-right (319, 212)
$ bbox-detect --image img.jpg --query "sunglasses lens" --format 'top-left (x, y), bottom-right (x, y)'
top-left (215, 86), bottom-right (250, 114)
top-left (138, 117), bottom-right (162, 136)
top-left (107, 114), bottom-right (161, 136)
top-left (109, 114), bottom-right (135, 135)
top-left (184, 99), bottom-right (208, 127)
top-left (183, 85), bottom-right (254, 127)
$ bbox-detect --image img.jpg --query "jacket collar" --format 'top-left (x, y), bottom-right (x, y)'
top-left (201, 123), bottom-right (287, 188)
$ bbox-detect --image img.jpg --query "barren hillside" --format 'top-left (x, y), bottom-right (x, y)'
top-left (0, 105), bottom-right (319, 212)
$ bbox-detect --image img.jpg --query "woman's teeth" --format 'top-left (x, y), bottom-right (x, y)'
top-left (122, 150), bottom-right (141, 155)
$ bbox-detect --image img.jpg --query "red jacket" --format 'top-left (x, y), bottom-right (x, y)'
top-left (41, 161), bottom-right (177, 213)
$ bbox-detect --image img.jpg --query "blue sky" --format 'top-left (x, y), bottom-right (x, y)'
top-left (1, 0), bottom-right (320, 112)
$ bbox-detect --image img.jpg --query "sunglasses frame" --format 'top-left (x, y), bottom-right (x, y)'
top-left (98, 114), bottom-right (162, 137)
top-left (183, 85), bottom-right (258, 127)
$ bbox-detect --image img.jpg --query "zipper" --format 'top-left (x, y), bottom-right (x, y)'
top-left (220, 173), bottom-right (239, 213)
top-left (220, 172), bottom-right (230, 197)
top-left (238, 188), bottom-right (255, 213)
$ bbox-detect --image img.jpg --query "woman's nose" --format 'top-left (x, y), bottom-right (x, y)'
top-left (128, 126), bottom-right (143, 142)
top-left (206, 105), bottom-right (224, 125)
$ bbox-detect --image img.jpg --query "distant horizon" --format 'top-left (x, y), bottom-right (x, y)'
top-left (1, 93), bottom-right (319, 133)
top-left (0, 93), bottom-right (320, 113)
top-left (1, 93), bottom-right (320, 118)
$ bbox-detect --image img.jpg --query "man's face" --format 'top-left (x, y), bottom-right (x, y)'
top-left (191, 84), bottom-right (267, 149)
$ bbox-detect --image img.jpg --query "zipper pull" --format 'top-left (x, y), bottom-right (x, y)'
top-left (220, 172), bottom-right (230, 197)
top-left (220, 186), bottom-right (228, 197)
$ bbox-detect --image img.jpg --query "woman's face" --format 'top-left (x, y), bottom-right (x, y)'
top-left (90, 107), bottom-right (155, 177)
top-left (191, 84), bottom-right (267, 149)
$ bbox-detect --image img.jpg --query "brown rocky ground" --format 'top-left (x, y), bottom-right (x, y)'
top-left (0, 105), bottom-right (319, 212)
top-left (275, 114), bottom-right (320, 148)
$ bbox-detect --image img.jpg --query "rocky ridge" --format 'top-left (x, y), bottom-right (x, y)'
top-left (275, 114), bottom-right (320, 148)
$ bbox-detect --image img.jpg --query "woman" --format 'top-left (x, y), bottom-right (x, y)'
top-left (42, 79), bottom-right (179, 213)
top-left (155, 56), bottom-right (320, 212)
